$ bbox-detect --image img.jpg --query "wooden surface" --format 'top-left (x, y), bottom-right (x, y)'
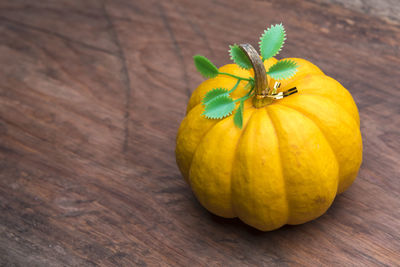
top-left (0, 0), bottom-right (399, 266)
top-left (316, 0), bottom-right (400, 24)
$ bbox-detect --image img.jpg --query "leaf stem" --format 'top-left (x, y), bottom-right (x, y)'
top-left (234, 90), bottom-right (254, 103)
top-left (218, 72), bottom-right (252, 81)
top-left (228, 79), bottom-right (241, 93)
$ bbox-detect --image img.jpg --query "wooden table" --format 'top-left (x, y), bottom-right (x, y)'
top-left (1, 0), bottom-right (399, 266)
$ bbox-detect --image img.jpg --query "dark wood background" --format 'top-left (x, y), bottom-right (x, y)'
top-left (1, 0), bottom-right (399, 266)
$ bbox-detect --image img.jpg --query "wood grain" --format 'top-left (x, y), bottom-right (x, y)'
top-left (0, 0), bottom-right (399, 266)
top-left (316, 0), bottom-right (400, 25)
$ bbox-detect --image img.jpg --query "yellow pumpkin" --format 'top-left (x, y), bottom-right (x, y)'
top-left (176, 55), bottom-right (362, 231)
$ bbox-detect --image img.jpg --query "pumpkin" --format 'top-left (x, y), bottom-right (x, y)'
top-left (175, 27), bottom-right (362, 231)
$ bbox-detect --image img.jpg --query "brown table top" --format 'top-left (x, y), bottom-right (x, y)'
top-left (1, 0), bottom-right (399, 266)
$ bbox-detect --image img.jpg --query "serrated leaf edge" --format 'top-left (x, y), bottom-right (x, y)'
top-left (193, 55), bottom-right (219, 78)
top-left (259, 23), bottom-right (286, 61)
top-left (202, 88), bottom-right (229, 105)
top-left (202, 95), bottom-right (235, 120)
top-left (267, 59), bottom-right (299, 80)
top-left (229, 44), bottom-right (252, 70)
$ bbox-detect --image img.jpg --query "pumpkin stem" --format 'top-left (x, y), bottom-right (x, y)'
top-left (239, 44), bottom-right (273, 108)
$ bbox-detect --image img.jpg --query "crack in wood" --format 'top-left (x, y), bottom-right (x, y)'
top-left (101, 2), bottom-right (133, 153)
top-left (157, 2), bottom-right (191, 98)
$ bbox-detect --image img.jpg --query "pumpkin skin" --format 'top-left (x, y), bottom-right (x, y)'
top-left (176, 57), bottom-right (362, 231)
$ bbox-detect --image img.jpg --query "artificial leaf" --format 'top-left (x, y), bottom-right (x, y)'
top-left (202, 88), bottom-right (229, 105)
top-left (259, 23), bottom-right (286, 61)
top-left (193, 55), bottom-right (219, 78)
top-left (229, 44), bottom-right (253, 70)
top-left (267, 59), bottom-right (298, 80)
top-left (202, 95), bottom-right (235, 119)
top-left (233, 101), bottom-right (244, 128)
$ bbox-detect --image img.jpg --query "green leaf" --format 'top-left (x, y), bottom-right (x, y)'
top-left (233, 101), bottom-right (244, 128)
top-left (202, 88), bottom-right (229, 105)
top-left (193, 55), bottom-right (219, 78)
top-left (267, 59), bottom-right (298, 80)
top-left (202, 95), bottom-right (235, 119)
top-left (229, 44), bottom-right (252, 70)
top-left (259, 23), bottom-right (286, 61)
